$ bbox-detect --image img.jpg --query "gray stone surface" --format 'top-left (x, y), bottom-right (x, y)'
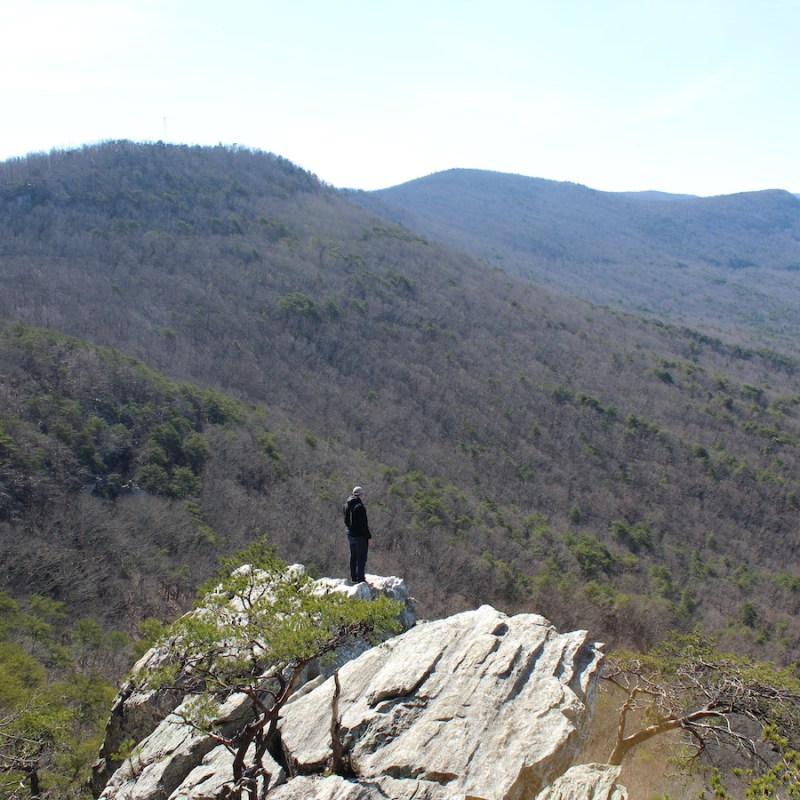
top-left (535, 763), bottom-right (628, 799)
top-left (268, 775), bottom-right (462, 799)
top-left (92, 570), bottom-right (416, 797)
top-left (280, 604), bottom-right (605, 800)
top-left (93, 574), bottom-right (625, 800)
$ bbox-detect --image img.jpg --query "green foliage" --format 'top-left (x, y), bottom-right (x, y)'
top-left (691, 443), bottom-right (710, 460)
top-left (739, 600), bottom-right (758, 628)
top-left (611, 520), bottom-right (653, 553)
top-left (648, 565), bottom-right (677, 600)
top-left (256, 429), bottom-right (287, 479)
top-left (730, 563), bottom-right (755, 592)
top-left (145, 538), bottom-right (403, 797)
top-left (258, 430), bottom-right (283, 461)
top-left (0, 322), bottom-right (247, 505)
top-left (740, 724), bottom-right (800, 798)
top-left (278, 291), bottom-right (321, 320)
top-left (699, 769), bottom-right (731, 799)
top-left (651, 368), bottom-right (674, 384)
top-left (170, 466), bottom-right (202, 498)
top-left (0, 417), bottom-right (21, 463)
top-left (583, 580), bottom-right (628, 611)
top-left (774, 571), bottom-right (800, 593)
top-left (701, 725), bottom-right (800, 798)
top-left (625, 413), bottom-right (661, 436)
top-left (133, 619), bottom-right (168, 661)
top-left (607, 630), bottom-right (800, 786)
top-left (0, 593), bottom-right (130, 799)
top-left (552, 386), bottom-right (574, 404)
top-left (165, 538), bottom-right (402, 678)
top-left (386, 471), bottom-right (471, 536)
top-left (258, 216), bottom-right (293, 242)
top-left (136, 424), bottom-right (210, 497)
top-left (383, 268), bottom-right (416, 294)
top-left (578, 392), bottom-right (617, 420)
top-left (565, 532), bottom-right (616, 578)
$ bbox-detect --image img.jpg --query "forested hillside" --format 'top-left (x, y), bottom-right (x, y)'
top-left (350, 169), bottom-right (800, 353)
top-left (2, 142), bottom-right (800, 667)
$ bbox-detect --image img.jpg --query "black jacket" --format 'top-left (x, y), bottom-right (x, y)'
top-left (344, 496), bottom-right (372, 538)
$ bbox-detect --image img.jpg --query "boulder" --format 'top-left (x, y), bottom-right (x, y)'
top-left (279, 604), bottom-right (605, 800)
top-left (91, 570), bottom-right (416, 797)
top-left (268, 774), bottom-right (461, 799)
top-left (535, 763), bottom-right (627, 799)
top-left (93, 575), bottom-right (621, 800)
top-left (97, 709), bottom-right (212, 799)
top-left (166, 740), bottom-right (285, 800)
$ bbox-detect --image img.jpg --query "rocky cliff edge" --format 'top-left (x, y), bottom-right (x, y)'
top-left (93, 570), bottom-right (625, 799)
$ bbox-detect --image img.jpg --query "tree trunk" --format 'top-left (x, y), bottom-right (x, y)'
top-left (329, 671), bottom-right (346, 775)
top-left (608, 708), bottom-right (723, 765)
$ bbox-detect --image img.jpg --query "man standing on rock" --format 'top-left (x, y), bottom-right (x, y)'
top-left (344, 486), bottom-right (371, 583)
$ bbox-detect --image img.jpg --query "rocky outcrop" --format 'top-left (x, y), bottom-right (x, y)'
top-left (267, 774), bottom-right (461, 798)
top-left (536, 764), bottom-right (627, 799)
top-left (263, 766), bottom-right (628, 800)
top-left (93, 573), bottom-right (625, 800)
top-left (92, 571), bottom-right (415, 797)
top-left (279, 605), bottom-right (603, 800)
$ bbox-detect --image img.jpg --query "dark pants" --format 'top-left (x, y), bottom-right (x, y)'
top-left (348, 535), bottom-right (369, 583)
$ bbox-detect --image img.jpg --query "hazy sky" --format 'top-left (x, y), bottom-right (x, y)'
top-left (4, 1), bottom-right (798, 195)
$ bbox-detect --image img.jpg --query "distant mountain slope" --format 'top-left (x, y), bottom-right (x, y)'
top-left (349, 169), bottom-right (800, 352)
top-left (2, 143), bottom-right (800, 660)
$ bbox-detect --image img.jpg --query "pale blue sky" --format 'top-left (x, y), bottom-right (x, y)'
top-left (3, 1), bottom-right (798, 195)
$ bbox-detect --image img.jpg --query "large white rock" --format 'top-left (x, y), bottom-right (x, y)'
top-left (97, 711), bottom-right (210, 800)
top-left (93, 574), bottom-right (616, 800)
top-left (168, 741), bottom-right (285, 799)
top-left (268, 774), bottom-right (461, 799)
top-left (98, 700), bottom-right (289, 800)
top-left (92, 571), bottom-right (416, 798)
top-left (279, 605), bottom-right (604, 800)
top-left (535, 763), bottom-right (627, 799)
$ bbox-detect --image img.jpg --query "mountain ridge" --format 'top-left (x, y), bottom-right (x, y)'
top-left (349, 168), bottom-right (800, 352)
top-left (1, 142), bottom-right (800, 662)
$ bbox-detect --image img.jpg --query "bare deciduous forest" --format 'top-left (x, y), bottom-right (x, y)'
top-left (351, 168), bottom-right (800, 354)
top-left (1, 141), bottom-right (800, 668)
